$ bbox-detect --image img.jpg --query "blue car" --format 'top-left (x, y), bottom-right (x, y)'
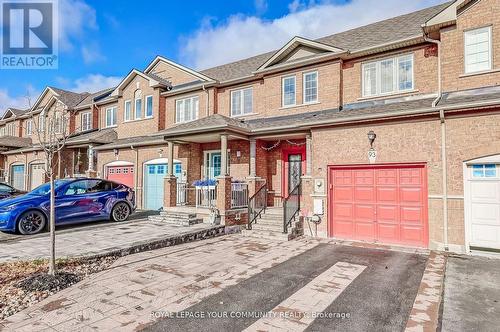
top-left (0, 178), bottom-right (135, 235)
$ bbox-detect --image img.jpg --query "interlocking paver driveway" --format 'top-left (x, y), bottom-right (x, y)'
top-left (1, 235), bottom-right (429, 332)
top-left (0, 217), bottom-right (220, 262)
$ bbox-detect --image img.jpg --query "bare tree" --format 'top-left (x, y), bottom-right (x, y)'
top-left (29, 100), bottom-right (72, 276)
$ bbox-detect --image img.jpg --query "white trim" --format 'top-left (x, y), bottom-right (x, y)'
top-left (105, 106), bottom-right (117, 128)
top-left (134, 92), bottom-right (142, 120)
top-left (464, 26), bottom-right (493, 74)
top-left (302, 70), bottom-right (318, 104)
top-left (145, 95), bottom-right (154, 118)
top-left (144, 158), bottom-right (181, 165)
top-left (257, 36), bottom-right (344, 71)
top-left (110, 69), bottom-right (165, 97)
top-left (80, 111), bottom-right (92, 131)
top-left (175, 95), bottom-right (199, 123)
top-left (282, 75), bottom-right (296, 107)
top-left (124, 100), bottom-right (132, 122)
top-left (104, 160), bottom-right (134, 167)
top-left (144, 56), bottom-right (214, 82)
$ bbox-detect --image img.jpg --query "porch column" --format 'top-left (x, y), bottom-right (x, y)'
top-left (164, 141), bottom-right (177, 207)
top-left (167, 141), bottom-right (174, 176)
top-left (306, 134), bottom-right (312, 177)
top-left (85, 145), bottom-right (97, 178)
top-left (249, 138), bottom-right (256, 177)
top-left (220, 134), bottom-right (228, 176)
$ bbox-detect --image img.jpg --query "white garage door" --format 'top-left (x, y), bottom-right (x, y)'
top-left (467, 163), bottom-right (500, 250)
top-left (30, 163), bottom-right (45, 190)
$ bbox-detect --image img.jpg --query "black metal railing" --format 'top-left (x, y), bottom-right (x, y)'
top-left (283, 181), bottom-right (301, 234)
top-left (247, 183), bottom-right (267, 230)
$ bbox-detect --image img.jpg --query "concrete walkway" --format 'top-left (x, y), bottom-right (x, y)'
top-left (0, 218), bottom-right (223, 262)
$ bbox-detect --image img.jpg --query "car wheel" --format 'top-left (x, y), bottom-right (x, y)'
top-left (111, 202), bottom-right (130, 222)
top-left (17, 210), bottom-right (46, 235)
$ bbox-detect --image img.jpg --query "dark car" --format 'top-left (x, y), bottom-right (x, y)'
top-left (0, 183), bottom-right (26, 200)
top-left (0, 178), bottom-right (135, 235)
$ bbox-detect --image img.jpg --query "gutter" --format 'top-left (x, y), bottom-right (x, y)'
top-left (93, 137), bottom-right (166, 151)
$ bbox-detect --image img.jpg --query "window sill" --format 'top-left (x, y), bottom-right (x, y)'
top-left (280, 101), bottom-right (320, 110)
top-left (105, 125), bottom-right (117, 129)
top-left (357, 89), bottom-right (419, 101)
top-left (123, 117), bottom-right (154, 124)
top-left (459, 68), bottom-right (500, 78)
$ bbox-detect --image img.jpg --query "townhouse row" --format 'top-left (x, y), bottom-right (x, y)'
top-left (1, 0), bottom-right (500, 254)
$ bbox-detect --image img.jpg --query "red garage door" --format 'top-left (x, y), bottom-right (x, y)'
top-left (107, 166), bottom-right (134, 188)
top-left (328, 164), bottom-right (428, 248)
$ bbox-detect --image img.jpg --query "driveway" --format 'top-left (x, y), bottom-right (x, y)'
top-left (0, 211), bottom-right (223, 262)
top-left (1, 235), bottom-right (429, 332)
top-left (441, 254), bottom-right (500, 331)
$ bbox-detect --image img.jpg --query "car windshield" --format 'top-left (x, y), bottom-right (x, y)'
top-left (29, 180), bottom-right (71, 195)
top-left (0, 184), bottom-right (12, 192)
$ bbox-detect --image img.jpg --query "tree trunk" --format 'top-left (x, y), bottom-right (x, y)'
top-left (48, 172), bottom-right (56, 276)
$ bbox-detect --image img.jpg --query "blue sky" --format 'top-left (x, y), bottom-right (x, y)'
top-left (0, 0), bottom-right (444, 111)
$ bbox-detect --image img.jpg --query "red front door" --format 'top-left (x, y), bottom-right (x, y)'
top-left (328, 164), bottom-right (428, 248)
top-left (107, 166), bottom-right (134, 188)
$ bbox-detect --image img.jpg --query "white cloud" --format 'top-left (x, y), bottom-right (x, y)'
top-left (81, 44), bottom-right (106, 64)
top-left (68, 74), bottom-right (122, 93)
top-left (254, 0), bottom-right (268, 14)
top-left (180, 0), bottom-right (443, 70)
top-left (0, 86), bottom-right (39, 114)
top-left (58, 0), bottom-right (98, 52)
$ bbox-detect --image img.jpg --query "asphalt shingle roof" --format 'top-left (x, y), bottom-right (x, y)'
top-left (437, 86), bottom-right (500, 107)
top-left (76, 87), bottom-right (116, 108)
top-left (66, 128), bottom-right (118, 145)
top-left (157, 114), bottom-right (251, 136)
top-left (49, 87), bottom-right (89, 108)
top-left (0, 135), bottom-right (32, 148)
top-left (199, 2), bottom-right (451, 82)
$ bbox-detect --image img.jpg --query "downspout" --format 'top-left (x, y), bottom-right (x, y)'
top-left (440, 110), bottom-right (449, 251)
top-left (423, 33), bottom-right (442, 107)
top-left (202, 84), bottom-right (209, 117)
top-left (424, 32), bottom-right (448, 250)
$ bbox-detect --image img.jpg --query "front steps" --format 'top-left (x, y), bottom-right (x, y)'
top-left (241, 207), bottom-right (303, 241)
top-left (148, 210), bottom-right (203, 226)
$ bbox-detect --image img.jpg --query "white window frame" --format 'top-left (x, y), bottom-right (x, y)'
top-left (38, 111), bottom-right (45, 132)
top-left (124, 100), bottom-right (132, 122)
top-left (145, 95), bottom-right (153, 118)
top-left (230, 87), bottom-right (253, 117)
top-left (303, 71), bottom-right (318, 104)
top-left (282, 75), bottom-right (296, 107)
top-left (361, 53), bottom-right (414, 98)
top-left (464, 26), bottom-right (493, 74)
top-left (105, 107), bottom-right (117, 128)
top-left (26, 119), bottom-right (32, 136)
top-left (134, 90), bottom-right (142, 120)
top-left (81, 112), bottom-right (92, 132)
top-left (175, 95), bottom-right (199, 124)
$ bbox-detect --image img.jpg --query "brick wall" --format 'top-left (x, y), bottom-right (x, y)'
top-left (148, 60), bottom-right (201, 86)
top-left (441, 0), bottom-right (500, 92)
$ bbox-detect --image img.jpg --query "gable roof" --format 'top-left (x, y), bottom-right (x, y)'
top-left (75, 87), bottom-right (115, 109)
top-left (1, 108), bottom-right (28, 120)
top-left (256, 36), bottom-right (345, 72)
top-left (199, 2), bottom-right (451, 82)
top-left (157, 114), bottom-right (251, 137)
top-left (110, 69), bottom-right (172, 97)
top-left (144, 55), bottom-right (215, 82)
top-left (30, 86), bottom-right (88, 112)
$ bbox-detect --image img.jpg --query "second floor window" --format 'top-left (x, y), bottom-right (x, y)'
top-left (105, 107), bottom-right (117, 127)
top-left (26, 120), bottom-right (32, 136)
top-left (135, 90), bottom-right (142, 119)
top-left (145, 95), bottom-right (153, 118)
top-left (175, 96), bottom-right (199, 123)
top-left (0, 126), bottom-right (4, 136)
top-left (303, 71), bottom-right (318, 103)
top-left (39, 111), bottom-right (45, 131)
top-left (282, 76), bottom-right (296, 107)
top-left (6, 122), bottom-right (15, 136)
top-left (362, 54), bottom-right (414, 97)
top-left (81, 112), bottom-right (91, 131)
top-left (231, 87), bottom-right (253, 116)
top-left (124, 100), bottom-right (131, 121)
top-left (465, 26), bottom-right (492, 74)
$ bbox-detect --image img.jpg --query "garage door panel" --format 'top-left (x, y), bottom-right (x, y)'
top-left (334, 187), bottom-right (353, 201)
top-left (354, 204), bottom-right (375, 221)
top-left (377, 187), bottom-right (398, 203)
top-left (107, 166), bottom-right (134, 188)
top-left (471, 224), bottom-right (499, 243)
top-left (334, 171), bottom-right (352, 185)
top-left (471, 203), bottom-right (500, 225)
top-left (377, 205), bottom-right (399, 222)
top-left (470, 182), bottom-right (499, 202)
top-left (400, 187), bottom-right (423, 204)
top-left (354, 222), bottom-right (376, 240)
top-left (354, 186), bottom-right (375, 201)
top-left (377, 223), bottom-right (399, 242)
top-left (329, 164), bottom-right (427, 248)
